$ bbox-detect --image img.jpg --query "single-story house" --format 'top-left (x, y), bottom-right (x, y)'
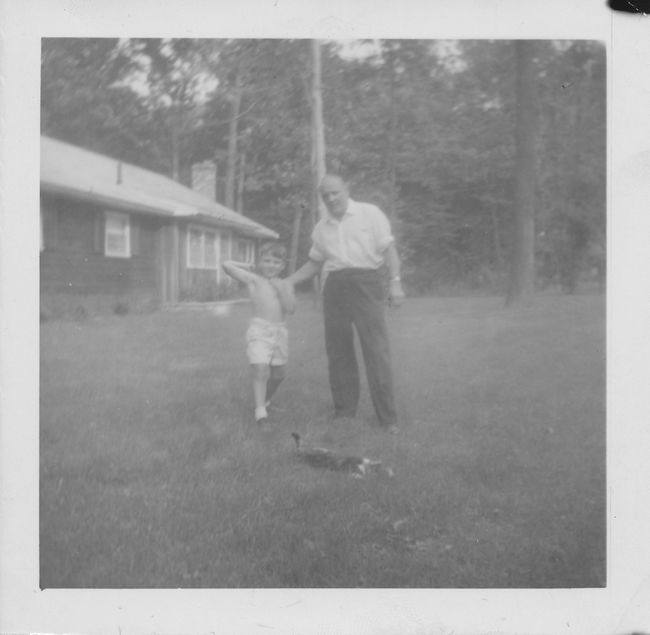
top-left (40, 135), bottom-right (278, 315)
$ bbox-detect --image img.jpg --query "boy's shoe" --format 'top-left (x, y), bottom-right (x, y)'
top-left (256, 417), bottom-right (270, 426)
top-left (255, 406), bottom-right (269, 423)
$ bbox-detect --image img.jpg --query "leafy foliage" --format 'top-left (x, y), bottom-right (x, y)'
top-left (41, 38), bottom-right (606, 294)
top-left (41, 38), bottom-right (157, 167)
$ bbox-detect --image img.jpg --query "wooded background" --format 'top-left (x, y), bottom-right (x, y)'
top-left (41, 38), bottom-right (606, 298)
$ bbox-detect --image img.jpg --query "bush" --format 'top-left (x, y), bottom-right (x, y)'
top-left (40, 292), bottom-right (159, 321)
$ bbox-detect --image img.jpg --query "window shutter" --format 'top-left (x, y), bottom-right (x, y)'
top-left (94, 212), bottom-right (104, 253)
top-left (131, 219), bottom-right (140, 256)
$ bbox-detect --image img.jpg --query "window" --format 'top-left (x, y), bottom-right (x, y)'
top-left (234, 238), bottom-right (254, 265)
top-left (188, 228), bottom-right (203, 268)
top-left (186, 225), bottom-right (219, 269)
top-left (220, 232), bottom-right (231, 261)
top-left (104, 211), bottom-right (131, 258)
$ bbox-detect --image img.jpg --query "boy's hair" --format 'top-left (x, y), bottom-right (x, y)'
top-left (259, 241), bottom-right (288, 261)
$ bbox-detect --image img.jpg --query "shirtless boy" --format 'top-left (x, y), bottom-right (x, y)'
top-left (222, 242), bottom-right (296, 424)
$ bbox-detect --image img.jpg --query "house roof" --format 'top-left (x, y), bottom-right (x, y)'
top-left (40, 136), bottom-right (278, 240)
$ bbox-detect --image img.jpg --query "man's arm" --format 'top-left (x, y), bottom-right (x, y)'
top-left (384, 242), bottom-right (405, 308)
top-left (288, 258), bottom-right (322, 286)
top-left (222, 260), bottom-right (256, 285)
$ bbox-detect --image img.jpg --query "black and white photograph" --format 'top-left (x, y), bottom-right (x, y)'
top-left (38, 36), bottom-right (607, 590)
top-left (2, 1), bottom-right (650, 634)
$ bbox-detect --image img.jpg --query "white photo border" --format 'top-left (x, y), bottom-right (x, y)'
top-left (2, 1), bottom-right (649, 634)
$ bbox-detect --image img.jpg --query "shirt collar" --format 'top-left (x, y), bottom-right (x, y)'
top-left (325, 198), bottom-right (356, 224)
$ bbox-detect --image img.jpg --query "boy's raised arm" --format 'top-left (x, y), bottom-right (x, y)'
top-left (222, 260), bottom-right (256, 284)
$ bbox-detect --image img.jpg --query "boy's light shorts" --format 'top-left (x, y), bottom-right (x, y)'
top-left (246, 318), bottom-right (288, 366)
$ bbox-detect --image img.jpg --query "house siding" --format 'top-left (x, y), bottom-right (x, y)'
top-left (40, 194), bottom-right (163, 312)
top-left (39, 137), bottom-right (279, 318)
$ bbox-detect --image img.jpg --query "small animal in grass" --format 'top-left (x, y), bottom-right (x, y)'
top-left (291, 432), bottom-right (394, 478)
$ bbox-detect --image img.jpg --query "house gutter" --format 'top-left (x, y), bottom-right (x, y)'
top-left (41, 180), bottom-right (177, 218)
top-left (41, 180), bottom-right (278, 240)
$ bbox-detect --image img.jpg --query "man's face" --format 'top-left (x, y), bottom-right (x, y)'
top-left (258, 254), bottom-right (285, 279)
top-left (320, 177), bottom-right (349, 219)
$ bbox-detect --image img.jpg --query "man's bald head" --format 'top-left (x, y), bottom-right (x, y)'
top-left (319, 174), bottom-right (346, 190)
top-left (319, 174), bottom-right (349, 218)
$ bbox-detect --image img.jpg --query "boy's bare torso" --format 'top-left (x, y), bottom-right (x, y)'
top-left (248, 276), bottom-right (288, 322)
top-left (222, 258), bottom-right (295, 322)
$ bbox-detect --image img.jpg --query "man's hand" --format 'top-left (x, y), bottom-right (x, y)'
top-left (384, 243), bottom-right (404, 308)
top-left (288, 259), bottom-right (322, 286)
top-left (388, 280), bottom-right (405, 308)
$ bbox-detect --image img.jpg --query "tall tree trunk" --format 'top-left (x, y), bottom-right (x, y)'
top-left (225, 70), bottom-right (242, 210)
top-left (309, 39), bottom-right (327, 300)
top-left (170, 101), bottom-right (181, 182)
top-left (490, 205), bottom-right (503, 268)
top-left (505, 41), bottom-right (537, 307)
top-left (236, 150), bottom-right (246, 213)
top-left (288, 205), bottom-right (303, 275)
top-left (310, 39), bottom-right (326, 224)
top-left (386, 48), bottom-right (398, 222)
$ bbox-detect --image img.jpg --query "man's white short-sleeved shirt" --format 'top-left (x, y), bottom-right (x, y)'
top-left (308, 199), bottom-right (394, 273)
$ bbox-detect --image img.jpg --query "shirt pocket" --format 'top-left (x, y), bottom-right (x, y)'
top-left (347, 223), bottom-right (374, 255)
top-left (357, 222), bottom-right (373, 235)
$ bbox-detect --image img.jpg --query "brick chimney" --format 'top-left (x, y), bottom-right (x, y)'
top-left (191, 160), bottom-right (218, 201)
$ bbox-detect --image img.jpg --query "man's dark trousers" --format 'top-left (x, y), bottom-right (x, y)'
top-left (322, 268), bottom-right (397, 427)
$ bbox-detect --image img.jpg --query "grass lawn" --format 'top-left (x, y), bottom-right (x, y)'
top-left (40, 293), bottom-right (606, 588)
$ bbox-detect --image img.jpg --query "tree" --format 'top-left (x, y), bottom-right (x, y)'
top-left (40, 38), bottom-right (605, 296)
top-left (41, 38), bottom-right (155, 167)
top-left (505, 41), bottom-right (537, 306)
top-left (310, 39), bottom-right (327, 224)
top-left (128, 39), bottom-right (221, 183)
top-left (225, 68), bottom-right (243, 208)
top-left (208, 40), bottom-right (260, 209)
top-left (535, 41), bottom-right (606, 293)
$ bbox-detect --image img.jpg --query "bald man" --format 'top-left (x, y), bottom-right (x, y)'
top-left (290, 175), bottom-right (404, 432)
